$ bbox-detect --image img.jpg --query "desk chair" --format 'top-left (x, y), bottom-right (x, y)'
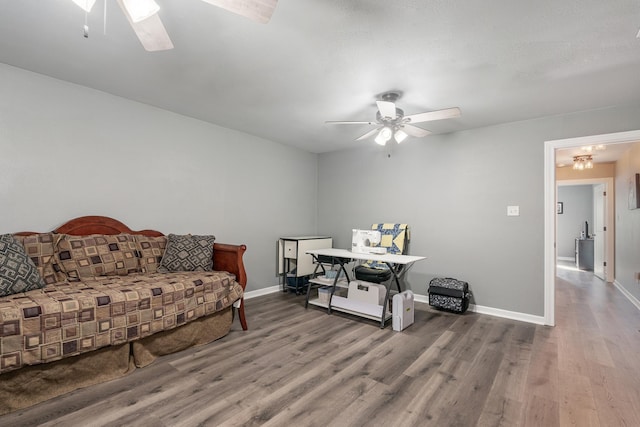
top-left (353, 223), bottom-right (410, 284)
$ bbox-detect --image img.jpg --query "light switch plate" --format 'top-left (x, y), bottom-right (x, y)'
top-left (507, 205), bottom-right (520, 216)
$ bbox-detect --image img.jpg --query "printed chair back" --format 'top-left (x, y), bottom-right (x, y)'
top-left (364, 223), bottom-right (409, 269)
top-left (354, 223), bottom-right (410, 284)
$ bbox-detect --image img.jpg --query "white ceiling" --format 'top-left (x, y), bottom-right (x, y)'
top-left (1, 0), bottom-right (640, 153)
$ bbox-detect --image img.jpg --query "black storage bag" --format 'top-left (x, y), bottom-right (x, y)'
top-left (428, 277), bottom-right (470, 313)
top-left (354, 266), bottom-right (392, 283)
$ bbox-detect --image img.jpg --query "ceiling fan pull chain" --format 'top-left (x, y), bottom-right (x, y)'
top-left (83, 9), bottom-right (89, 38)
top-left (103, 0), bottom-right (108, 35)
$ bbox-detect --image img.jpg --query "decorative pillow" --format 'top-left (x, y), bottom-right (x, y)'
top-left (158, 234), bottom-right (216, 273)
top-left (55, 234), bottom-right (140, 281)
top-left (134, 235), bottom-right (168, 274)
top-left (13, 233), bottom-right (58, 285)
top-left (0, 234), bottom-right (46, 297)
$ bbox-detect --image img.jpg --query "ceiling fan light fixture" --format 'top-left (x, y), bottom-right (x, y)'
top-left (394, 129), bottom-right (408, 143)
top-left (375, 127), bottom-right (393, 145)
top-left (71, 0), bottom-right (97, 13)
top-left (326, 95), bottom-right (459, 146)
top-left (121, 0), bottom-right (160, 23)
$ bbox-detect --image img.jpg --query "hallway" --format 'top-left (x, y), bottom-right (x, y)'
top-left (540, 261), bottom-right (640, 425)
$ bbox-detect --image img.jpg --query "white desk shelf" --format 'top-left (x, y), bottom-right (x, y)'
top-left (307, 275), bottom-right (349, 310)
top-left (330, 296), bottom-right (392, 322)
top-left (308, 276), bottom-right (349, 287)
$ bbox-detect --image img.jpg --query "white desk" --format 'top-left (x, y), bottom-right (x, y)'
top-left (307, 248), bottom-right (425, 266)
top-left (305, 248), bottom-right (426, 328)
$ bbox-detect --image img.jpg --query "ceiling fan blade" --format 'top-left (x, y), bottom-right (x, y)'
top-left (404, 107), bottom-right (461, 124)
top-left (117, 0), bottom-right (174, 52)
top-left (200, 0), bottom-right (278, 24)
top-left (71, 0), bottom-right (97, 13)
top-left (376, 101), bottom-right (396, 120)
top-left (402, 124), bottom-right (431, 138)
top-left (325, 121), bottom-right (376, 125)
top-left (356, 127), bottom-right (381, 141)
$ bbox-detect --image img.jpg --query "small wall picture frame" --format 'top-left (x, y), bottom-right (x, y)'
top-left (556, 202), bottom-right (563, 214)
top-left (629, 173), bottom-right (640, 210)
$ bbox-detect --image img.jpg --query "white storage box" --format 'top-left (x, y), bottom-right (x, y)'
top-left (317, 286), bottom-right (331, 303)
top-left (325, 270), bottom-right (337, 279)
top-left (392, 290), bottom-right (415, 331)
top-left (347, 281), bottom-right (387, 306)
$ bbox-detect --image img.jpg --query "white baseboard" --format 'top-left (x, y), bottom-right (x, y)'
top-left (613, 280), bottom-right (640, 312)
top-left (245, 286), bottom-right (546, 325)
top-left (468, 304), bottom-right (546, 325)
top-left (244, 285), bottom-right (280, 300)
top-left (557, 256), bottom-right (574, 262)
top-left (416, 293), bottom-right (544, 324)
top-left (414, 293), bottom-right (429, 304)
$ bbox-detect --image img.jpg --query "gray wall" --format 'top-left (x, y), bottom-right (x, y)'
top-left (0, 63), bottom-right (318, 292)
top-left (3, 61), bottom-right (640, 316)
top-left (317, 104), bottom-right (640, 317)
top-left (615, 142), bottom-right (640, 300)
top-left (557, 185), bottom-right (593, 259)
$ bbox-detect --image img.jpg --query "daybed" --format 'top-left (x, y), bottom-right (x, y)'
top-left (0, 215), bottom-right (247, 415)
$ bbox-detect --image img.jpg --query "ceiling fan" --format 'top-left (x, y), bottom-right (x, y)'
top-left (71, 0), bottom-right (277, 52)
top-left (326, 92), bottom-right (461, 145)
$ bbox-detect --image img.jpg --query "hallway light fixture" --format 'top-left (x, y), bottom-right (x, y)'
top-left (573, 155), bottom-right (594, 170)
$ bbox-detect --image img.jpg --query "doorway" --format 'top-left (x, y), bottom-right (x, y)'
top-left (544, 130), bottom-right (640, 326)
top-left (556, 181), bottom-right (612, 280)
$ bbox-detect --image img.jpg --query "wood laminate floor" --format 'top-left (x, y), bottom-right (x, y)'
top-left (2, 264), bottom-right (640, 426)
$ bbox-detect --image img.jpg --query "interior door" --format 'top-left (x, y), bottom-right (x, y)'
top-left (593, 184), bottom-right (606, 280)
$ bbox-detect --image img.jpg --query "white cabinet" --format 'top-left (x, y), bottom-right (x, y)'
top-left (575, 238), bottom-right (594, 271)
top-left (283, 240), bottom-right (298, 259)
top-left (278, 236), bottom-right (332, 293)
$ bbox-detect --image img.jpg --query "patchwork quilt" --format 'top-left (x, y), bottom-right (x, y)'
top-left (0, 271), bottom-right (243, 374)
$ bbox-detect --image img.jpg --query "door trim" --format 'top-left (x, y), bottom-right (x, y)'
top-left (544, 130), bottom-right (640, 326)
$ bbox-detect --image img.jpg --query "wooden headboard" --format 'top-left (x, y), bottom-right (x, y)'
top-left (54, 215), bottom-right (164, 237)
top-left (18, 215), bottom-right (248, 290)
